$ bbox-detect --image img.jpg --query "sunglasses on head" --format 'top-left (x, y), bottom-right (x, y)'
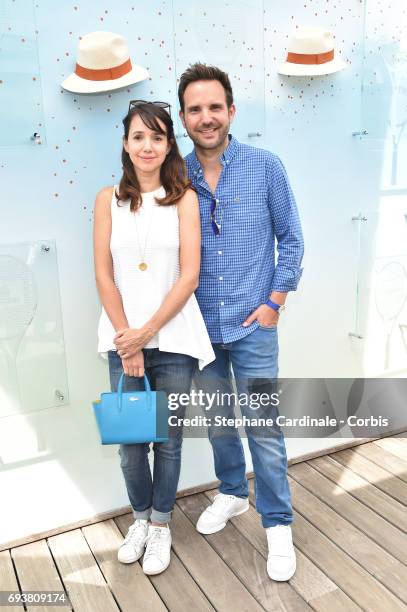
top-left (128, 99), bottom-right (172, 117)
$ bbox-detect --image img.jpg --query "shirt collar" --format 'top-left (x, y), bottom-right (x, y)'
top-left (188, 134), bottom-right (239, 177)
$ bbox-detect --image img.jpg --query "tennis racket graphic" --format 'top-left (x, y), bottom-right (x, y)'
top-left (374, 261), bottom-right (407, 370)
top-left (0, 255), bottom-right (37, 417)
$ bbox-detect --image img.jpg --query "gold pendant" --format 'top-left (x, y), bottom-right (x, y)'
top-left (139, 262), bottom-right (148, 271)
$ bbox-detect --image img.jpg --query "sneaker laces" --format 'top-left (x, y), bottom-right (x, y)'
top-left (123, 520), bottom-right (147, 548)
top-left (144, 527), bottom-right (168, 561)
top-left (267, 525), bottom-right (293, 557)
top-left (208, 493), bottom-right (239, 516)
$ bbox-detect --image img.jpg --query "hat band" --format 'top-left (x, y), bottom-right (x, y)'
top-left (75, 58), bottom-right (132, 81)
top-left (287, 49), bottom-right (334, 65)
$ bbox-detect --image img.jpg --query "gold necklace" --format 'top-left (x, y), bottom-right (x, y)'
top-left (134, 201), bottom-right (155, 271)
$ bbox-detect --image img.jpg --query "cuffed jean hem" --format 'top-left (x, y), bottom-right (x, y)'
top-left (150, 508), bottom-right (172, 523)
top-left (133, 507), bottom-right (152, 521)
top-left (262, 518), bottom-right (294, 528)
top-left (133, 507), bottom-right (172, 523)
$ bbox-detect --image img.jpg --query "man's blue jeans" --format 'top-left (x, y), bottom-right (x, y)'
top-left (194, 326), bottom-right (293, 528)
top-left (108, 349), bottom-right (196, 524)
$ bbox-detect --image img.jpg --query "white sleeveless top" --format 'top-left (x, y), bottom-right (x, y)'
top-left (97, 186), bottom-right (215, 370)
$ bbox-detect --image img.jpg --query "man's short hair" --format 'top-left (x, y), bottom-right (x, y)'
top-left (178, 63), bottom-right (234, 112)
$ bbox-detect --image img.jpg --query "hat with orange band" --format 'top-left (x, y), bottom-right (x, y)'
top-left (278, 26), bottom-right (346, 76)
top-left (61, 31), bottom-right (148, 93)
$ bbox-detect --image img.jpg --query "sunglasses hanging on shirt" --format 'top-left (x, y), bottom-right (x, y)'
top-left (211, 198), bottom-right (223, 235)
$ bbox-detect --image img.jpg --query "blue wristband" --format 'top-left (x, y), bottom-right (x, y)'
top-left (265, 299), bottom-right (280, 311)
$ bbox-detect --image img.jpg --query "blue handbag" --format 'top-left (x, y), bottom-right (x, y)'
top-left (92, 372), bottom-right (169, 444)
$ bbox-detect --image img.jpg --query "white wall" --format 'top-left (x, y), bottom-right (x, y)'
top-left (1, 0), bottom-right (406, 545)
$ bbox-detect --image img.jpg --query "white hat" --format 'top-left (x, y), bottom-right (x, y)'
top-left (278, 26), bottom-right (347, 76)
top-left (61, 31), bottom-right (148, 94)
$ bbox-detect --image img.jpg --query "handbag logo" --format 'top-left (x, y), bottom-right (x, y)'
top-left (129, 396), bottom-right (139, 401)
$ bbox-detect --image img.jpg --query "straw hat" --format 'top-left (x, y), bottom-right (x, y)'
top-left (61, 31), bottom-right (148, 93)
top-left (278, 26), bottom-right (347, 76)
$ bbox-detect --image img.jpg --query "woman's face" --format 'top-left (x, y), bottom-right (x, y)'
top-left (123, 113), bottom-right (171, 176)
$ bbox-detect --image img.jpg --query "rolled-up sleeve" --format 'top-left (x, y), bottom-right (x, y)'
top-left (267, 154), bottom-right (304, 292)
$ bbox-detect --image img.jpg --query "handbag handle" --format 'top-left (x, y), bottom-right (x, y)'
top-left (117, 372), bottom-right (152, 413)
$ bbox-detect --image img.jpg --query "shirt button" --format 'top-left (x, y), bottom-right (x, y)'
top-left (215, 198), bottom-right (220, 204)
top-left (220, 301), bottom-right (224, 306)
top-left (219, 276), bottom-right (223, 280)
top-left (218, 250), bottom-right (222, 255)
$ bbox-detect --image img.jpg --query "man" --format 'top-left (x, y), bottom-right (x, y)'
top-left (178, 63), bottom-right (304, 581)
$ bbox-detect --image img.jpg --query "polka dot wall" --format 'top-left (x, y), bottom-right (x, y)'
top-left (1, 0), bottom-right (404, 217)
top-left (1, 0), bottom-right (406, 378)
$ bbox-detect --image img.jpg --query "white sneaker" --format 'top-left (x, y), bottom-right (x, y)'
top-left (266, 525), bottom-right (296, 581)
top-left (118, 519), bottom-right (149, 563)
top-left (196, 493), bottom-right (249, 534)
top-left (142, 525), bottom-right (172, 575)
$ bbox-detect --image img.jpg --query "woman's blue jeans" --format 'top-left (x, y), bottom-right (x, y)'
top-left (108, 349), bottom-right (196, 524)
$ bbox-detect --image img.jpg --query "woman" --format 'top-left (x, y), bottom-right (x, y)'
top-left (93, 100), bottom-right (214, 576)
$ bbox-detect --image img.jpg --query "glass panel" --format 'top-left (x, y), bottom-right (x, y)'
top-left (0, 0), bottom-right (46, 146)
top-left (0, 240), bottom-right (69, 418)
top-left (361, 196), bottom-right (407, 376)
top-left (172, 0), bottom-right (265, 153)
top-left (351, 2), bottom-right (407, 376)
top-left (351, 188), bottom-right (407, 375)
top-left (360, 1), bottom-right (407, 156)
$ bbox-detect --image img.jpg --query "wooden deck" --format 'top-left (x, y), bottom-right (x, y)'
top-left (2, 435), bottom-right (407, 611)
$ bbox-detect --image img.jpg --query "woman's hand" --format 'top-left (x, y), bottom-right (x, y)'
top-left (114, 327), bottom-right (155, 358)
top-left (121, 351), bottom-right (145, 378)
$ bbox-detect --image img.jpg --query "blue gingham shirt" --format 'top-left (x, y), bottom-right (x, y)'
top-left (185, 135), bottom-right (304, 344)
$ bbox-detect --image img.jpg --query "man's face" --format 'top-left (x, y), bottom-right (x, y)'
top-left (180, 79), bottom-right (235, 150)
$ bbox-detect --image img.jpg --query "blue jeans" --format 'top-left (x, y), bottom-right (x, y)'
top-left (108, 349), bottom-right (196, 524)
top-left (194, 326), bottom-right (293, 528)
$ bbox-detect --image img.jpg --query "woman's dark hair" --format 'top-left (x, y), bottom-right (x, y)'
top-left (116, 104), bottom-right (190, 212)
top-left (178, 63), bottom-right (234, 112)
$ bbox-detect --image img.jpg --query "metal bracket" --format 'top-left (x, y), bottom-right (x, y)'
top-left (352, 130), bottom-right (368, 137)
top-left (31, 132), bottom-right (42, 145)
top-left (349, 332), bottom-right (363, 339)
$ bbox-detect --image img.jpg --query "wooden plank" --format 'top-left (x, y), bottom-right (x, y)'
top-left (287, 474), bottom-right (407, 604)
top-left (247, 482), bottom-right (406, 611)
top-left (178, 492), bottom-right (310, 612)
top-left (0, 440), bottom-right (395, 555)
top-left (47, 529), bottom-right (119, 612)
top-left (352, 442), bottom-right (407, 483)
top-left (11, 540), bottom-right (68, 612)
top-left (373, 437), bottom-right (407, 461)
top-left (286, 438), bottom-right (374, 465)
top-left (115, 513), bottom-right (215, 612)
top-left (0, 549), bottom-right (23, 609)
top-left (309, 454), bottom-right (407, 532)
top-left (309, 589), bottom-right (363, 612)
top-left (329, 448), bottom-right (407, 506)
top-left (0, 506), bottom-right (133, 554)
top-left (82, 519), bottom-right (166, 612)
top-left (289, 461), bottom-right (407, 565)
top-left (204, 489), bottom-right (362, 612)
top-left (170, 504), bottom-right (264, 611)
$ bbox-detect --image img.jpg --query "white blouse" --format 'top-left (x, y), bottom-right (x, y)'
top-left (97, 186), bottom-right (215, 370)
